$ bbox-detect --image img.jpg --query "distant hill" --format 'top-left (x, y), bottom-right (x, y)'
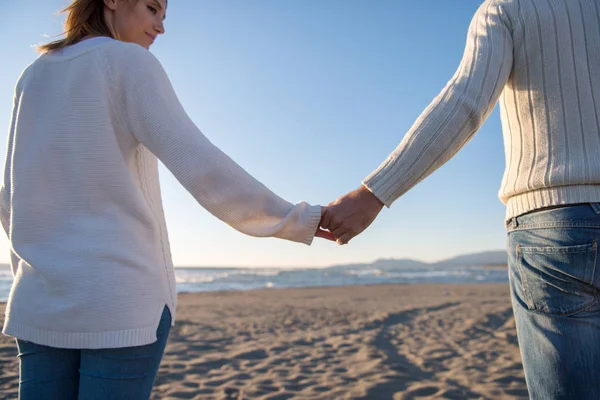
top-left (325, 250), bottom-right (507, 271)
top-left (327, 258), bottom-right (428, 272)
top-left (433, 250), bottom-right (508, 267)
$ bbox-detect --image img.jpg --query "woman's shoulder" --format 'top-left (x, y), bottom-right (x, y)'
top-left (12, 59), bottom-right (40, 95)
top-left (102, 40), bottom-right (160, 63)
top-left (102, 39), bottom-right (146, 55)
top-left (101, 40), bottom-right (165, 78)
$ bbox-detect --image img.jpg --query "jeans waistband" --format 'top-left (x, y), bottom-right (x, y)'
top-left (506, 203), bottom-right (600, 231)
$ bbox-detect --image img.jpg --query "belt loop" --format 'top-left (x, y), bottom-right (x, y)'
top-left (506, 217), bottom-right (518, 229)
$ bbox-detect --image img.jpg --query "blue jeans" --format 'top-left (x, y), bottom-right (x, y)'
top-left (16, 306), bottom-right (171, 400)
top-left (507, 204), bottom-right (600, 400)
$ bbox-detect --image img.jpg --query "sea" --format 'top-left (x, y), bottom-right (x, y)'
top-left (0, 265), bottom-right (509, 303)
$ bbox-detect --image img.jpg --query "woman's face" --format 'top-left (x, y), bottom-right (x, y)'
top-left (104, 0), bottom-right (167, 49)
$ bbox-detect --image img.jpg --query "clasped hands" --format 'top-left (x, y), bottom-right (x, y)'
top-left (315, 185), bottom-right (384, 245)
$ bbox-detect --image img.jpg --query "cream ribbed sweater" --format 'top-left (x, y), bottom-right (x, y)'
top-left (1, 37), bottom-right (321, 349)
top-left (364, 0), bottom-right (600, 220)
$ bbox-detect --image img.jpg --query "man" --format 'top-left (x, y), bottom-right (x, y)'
top-left (322, 1), bottom-right (600, 399)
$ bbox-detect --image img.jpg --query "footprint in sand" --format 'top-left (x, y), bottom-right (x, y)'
top-left (423, 349), bottom-right (457, 363)
top-left (263, 394), bottom-right (295, 400)
top-left (234, 349), bottom-right (269, 360)
top-left (492, 375), bottom-right (526, 386)
top-left (223, 387), bottom-right (241, 399)
top-left (402, 385), bottom-right (440, 399)
top-left (284, 380), bottom-right (315, 392)
top-left (312, 385), bottom-right (331, 393)
top-left (181, 381), bottom-right (200, 389)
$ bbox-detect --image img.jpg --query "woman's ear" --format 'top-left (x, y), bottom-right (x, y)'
top-left (103, 0), bottom-right (118, 11)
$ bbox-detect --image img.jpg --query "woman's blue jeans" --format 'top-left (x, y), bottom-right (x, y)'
top-left (16, 306), bottom-right (171, 400)
top-left (507, 203), bottom-right (600, 400)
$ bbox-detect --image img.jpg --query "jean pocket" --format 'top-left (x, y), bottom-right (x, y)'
top-left (517, 241), bottom-right (598, 316)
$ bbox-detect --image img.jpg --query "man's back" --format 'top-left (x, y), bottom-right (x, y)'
top-left (499, 0), bottom-right (600, 215)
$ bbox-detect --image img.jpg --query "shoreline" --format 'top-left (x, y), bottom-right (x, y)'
top-left (0, 280), bottom-right (512, 306)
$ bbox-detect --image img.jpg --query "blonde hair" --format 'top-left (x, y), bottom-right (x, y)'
top-left (37, 0), bottom-right (137, 53)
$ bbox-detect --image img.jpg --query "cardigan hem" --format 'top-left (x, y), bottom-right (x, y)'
top-left (2, 303), bottom-right (171, 349)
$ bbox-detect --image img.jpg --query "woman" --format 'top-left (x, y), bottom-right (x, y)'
top-left (1, 0), bottom-right (333, 398)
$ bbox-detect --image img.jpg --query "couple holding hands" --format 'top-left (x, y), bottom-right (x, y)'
top-left (3, 0), bottom-right (600, 399)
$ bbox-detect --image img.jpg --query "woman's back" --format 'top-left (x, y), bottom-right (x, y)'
top-left (10, 38), bottom-right (149, 256)
top-left (3, 37), bottom-right (177, 348)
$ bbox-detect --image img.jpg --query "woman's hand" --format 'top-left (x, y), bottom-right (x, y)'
top-left (316, 207), bottom-right (336, 241)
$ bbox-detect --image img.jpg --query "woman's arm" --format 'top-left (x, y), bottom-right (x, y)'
top-left (113, 44), bottom-right (322, 245)
top-left (0, 87), bottom-right (19, 237)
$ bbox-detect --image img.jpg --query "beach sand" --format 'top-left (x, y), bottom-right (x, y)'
top-left (0, 283), bottom-right (527, 399)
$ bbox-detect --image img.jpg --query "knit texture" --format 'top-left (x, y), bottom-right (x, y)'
top-left (1, 37), bottom-right (321, 349)
top-left (363, 0), bottom-right (600, 220)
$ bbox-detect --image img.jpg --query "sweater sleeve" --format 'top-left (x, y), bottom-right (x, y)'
top-left (0, 88), bottom-right (19, 237)
top-left (113, 45), bottom-right (321, 245)
top-left (363, 1), bottom-right (514, 206)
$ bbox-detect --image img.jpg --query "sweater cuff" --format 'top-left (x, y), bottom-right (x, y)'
top-left (302, 204), bottom-right (322, 246)
top-left (361, 172), bottom-right (395, 208)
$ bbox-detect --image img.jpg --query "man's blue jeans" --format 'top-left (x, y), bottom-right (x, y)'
top-left (16, 306), bottom-right (171, 400)
top-left (507, 203), bottom-right (600, 399)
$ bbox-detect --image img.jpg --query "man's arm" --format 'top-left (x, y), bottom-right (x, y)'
top-left (323, 1), bottom-right (514, 243)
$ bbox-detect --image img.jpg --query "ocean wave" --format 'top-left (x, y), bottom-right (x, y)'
top-left (0, 266), bottom-right (509, 301)
top-left (174, 268), bottom-right (290, 284)
top-left (344, 269), bottom-right (384, 277)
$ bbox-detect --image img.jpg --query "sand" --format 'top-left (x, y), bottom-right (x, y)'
top-left (0, 283), bottom-right (527, 399)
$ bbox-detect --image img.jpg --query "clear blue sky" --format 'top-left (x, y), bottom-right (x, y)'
top-left (1, 0), bottom-right (507, 267)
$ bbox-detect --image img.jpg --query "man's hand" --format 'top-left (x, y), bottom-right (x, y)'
top-left (315, 206), bottom-right (336, 241)
top-left (320, 185), bottom-right (384, 244)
